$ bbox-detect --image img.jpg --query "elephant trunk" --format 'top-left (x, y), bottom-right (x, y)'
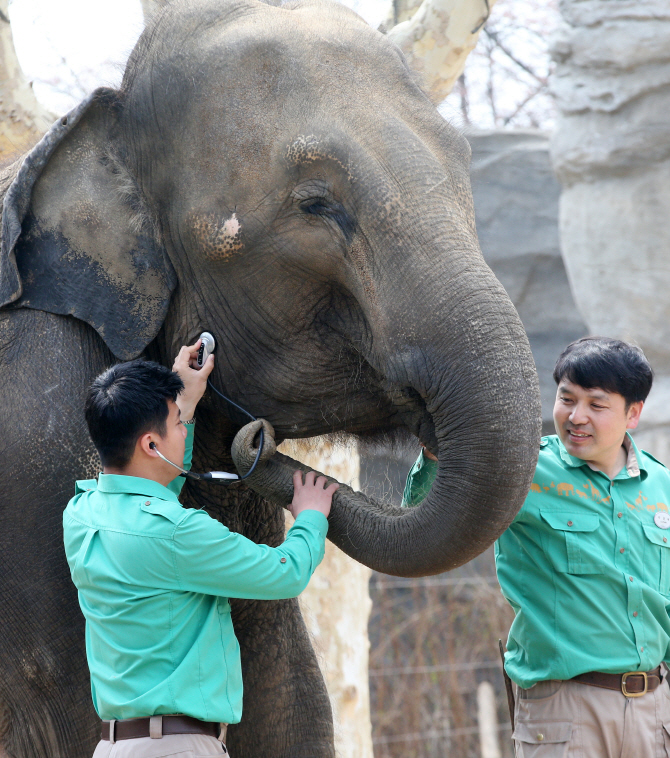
top-left (233, 259), bottom-right (541, 577)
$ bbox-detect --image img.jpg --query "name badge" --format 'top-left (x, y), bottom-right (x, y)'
top-left (654, 512), bottom-right (670, 529)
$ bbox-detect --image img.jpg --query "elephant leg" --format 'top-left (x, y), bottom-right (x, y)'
top-left (229, 596), bottom-right (335, 758)
top-left (0, 310), bottom-right (113, 758)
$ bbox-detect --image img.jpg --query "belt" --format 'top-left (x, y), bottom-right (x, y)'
top-left (101, 715), bottom-right (223, 742)
top-left (572, 667), bottom-right (662, 698)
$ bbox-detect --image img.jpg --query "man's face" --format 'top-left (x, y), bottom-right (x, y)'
top-left (155, 399), bottom-right (188, 471)
top-left (553, 379), bottom-right (643, 465)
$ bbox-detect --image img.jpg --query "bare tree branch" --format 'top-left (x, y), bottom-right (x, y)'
top-left (502, 82), bottom-right (545, 125)
top-left (483, 25), bottom-right (546, 85)
top-left (387, 0), bottom-right (499, 103)
top-left (0, 0), bottom-right (54, 160)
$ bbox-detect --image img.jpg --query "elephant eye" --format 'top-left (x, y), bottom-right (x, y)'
top-left (300, 198), bottom-right (330, 215)
top-left (299, 198), bottom-right (356, 243)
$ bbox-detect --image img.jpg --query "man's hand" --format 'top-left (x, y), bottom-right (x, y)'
top-left (290, 470), bottom-right (339, 520)
top-left (172, 339), bottom-right (215, 422)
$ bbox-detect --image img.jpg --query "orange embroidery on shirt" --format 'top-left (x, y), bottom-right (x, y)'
top-left (588, 480), bottom-right (601, 501)
top-left (626, 501), bottom-right (638, 511)
top-left (658, 502), bottom-right (669, 513)
top-left (530, 483), bottom-right (542, 494)
top-left (635, 491), bottom-right (648, 507)
top-left (576, 490), bottom-right (588, 498)
top-left (557, 483), bottom-right (574, 496)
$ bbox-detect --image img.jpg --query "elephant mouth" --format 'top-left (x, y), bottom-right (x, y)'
top-left (383, 385), bottom-right (438, 457)
top-left (319, 382), bottom-right (438, 458)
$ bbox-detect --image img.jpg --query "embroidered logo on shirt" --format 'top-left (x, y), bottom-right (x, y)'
top-left (529, 478), bottom-right (611, 505)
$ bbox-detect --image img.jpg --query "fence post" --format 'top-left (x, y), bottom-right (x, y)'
top-left (477, 681), bottom-right (501, 758)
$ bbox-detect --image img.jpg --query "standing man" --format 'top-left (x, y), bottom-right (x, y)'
top-left (404, 337), bottom-right (670, 757)
top-left (63, 341), bottom-right (338, 757)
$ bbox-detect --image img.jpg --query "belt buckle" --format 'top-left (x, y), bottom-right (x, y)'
top-left (621, 671), bottom-right (647, 698)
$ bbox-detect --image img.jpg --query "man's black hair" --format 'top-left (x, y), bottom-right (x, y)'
top-left (85, 360), bottom-right (184, 468)
top-left (553, 337), bottom-right (653, 407)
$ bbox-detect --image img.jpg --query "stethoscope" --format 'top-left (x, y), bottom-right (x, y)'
top-left (149, 332), bottom-right (265, 484)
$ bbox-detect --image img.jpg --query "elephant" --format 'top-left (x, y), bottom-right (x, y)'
top-left (0, 0), bottom-right (541, 756)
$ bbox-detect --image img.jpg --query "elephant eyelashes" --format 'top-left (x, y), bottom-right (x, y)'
top-left (300, 199), bottom-right (329, 214)
top-left (299, 199), bottom-right (356, 243)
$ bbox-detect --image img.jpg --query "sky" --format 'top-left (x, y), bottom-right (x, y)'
top-left (9, 0), bottom-right (558, 129)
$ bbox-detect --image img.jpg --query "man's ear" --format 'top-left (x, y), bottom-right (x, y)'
top-left (626, 400), bottom-right (644, 430)
top-left (0, 87), bottom-right (176, 360)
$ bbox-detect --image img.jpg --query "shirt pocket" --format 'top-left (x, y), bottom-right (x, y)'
top-left (642, 525), bottom-right (670, 594)
top-left (540, 511), bottom-right (602, 574)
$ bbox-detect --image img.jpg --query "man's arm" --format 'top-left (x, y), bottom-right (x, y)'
top-left (167, 339), bottom-right (214, 495)
top-left (172, 339), bottom-right (214, 422)
top-left (171, 472), bottom-right (338, 600)
top-left (167, 424), bottom-right (196, 496)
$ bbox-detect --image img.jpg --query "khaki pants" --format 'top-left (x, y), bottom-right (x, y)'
top-left (91, 733), bottom-right (227, 758)
top-left (513, 676), bottom-right (670, 758)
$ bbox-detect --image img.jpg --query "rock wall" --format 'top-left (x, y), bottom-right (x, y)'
top-left (550, 0), bottom-right (670, 459)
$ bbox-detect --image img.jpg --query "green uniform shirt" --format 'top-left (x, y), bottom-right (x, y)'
top-left (402, 450), bottom-right (436, 507)
top-left (63, 424), bottom-right (328, 723)
top-left (403, 434), bottom-right (670, 687)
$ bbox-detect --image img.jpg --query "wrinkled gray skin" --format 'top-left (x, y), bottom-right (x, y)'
top-left (0, 1), bottom-right (541, 756)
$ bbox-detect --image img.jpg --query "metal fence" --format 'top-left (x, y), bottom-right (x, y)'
top-left (368, 549), bottom-right (515, 758)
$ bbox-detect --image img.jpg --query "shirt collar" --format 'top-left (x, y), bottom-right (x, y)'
top-left (92, 473), bottom-right (181, 502)
top-left (556, 432), bottom-right (647, 480)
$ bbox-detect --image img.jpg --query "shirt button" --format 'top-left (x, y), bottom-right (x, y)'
top-left (633, 612), bottom-right (638, 617)
top-left (618, 512), bottom-right (623, 518)
top-left (641, 647), bottom-right (644, 652)
top-left (537, 734), bottom-right (544, 742)
top-left (280, 557), bottom-right (287, 564)
top-left (620, 548), bottom-right (625, 553)
top-left (145, 500), bottom-right (151, 505)
top-left (567, 520), bottom-right (573, 526)
top-left (630, 576), bottom-right (634, 582)
top-left (665, 538), bottom-right (668, 544)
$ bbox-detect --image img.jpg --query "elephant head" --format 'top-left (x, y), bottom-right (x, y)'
top-left (0, 0), bottom-right (540, 576)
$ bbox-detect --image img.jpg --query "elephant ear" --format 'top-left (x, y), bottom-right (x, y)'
top-left (0, 87), bottom-right (176, 360)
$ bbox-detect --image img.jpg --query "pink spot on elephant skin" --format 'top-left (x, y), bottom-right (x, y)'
top-left (189, 211), bottom-right (243, 261)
